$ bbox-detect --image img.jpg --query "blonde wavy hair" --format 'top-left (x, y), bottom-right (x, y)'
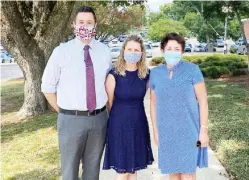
top-left (114, 35), bottom-right (148, 79)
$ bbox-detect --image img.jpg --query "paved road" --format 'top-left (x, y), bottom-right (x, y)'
top-left (1, 63), bottom-right (23, 82)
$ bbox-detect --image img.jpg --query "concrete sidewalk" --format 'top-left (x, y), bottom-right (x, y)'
top-left (99, 92), bottom-right (230, 180)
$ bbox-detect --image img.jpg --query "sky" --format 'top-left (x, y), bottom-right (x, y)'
top-left (147, 0), bottom-right (173, 12)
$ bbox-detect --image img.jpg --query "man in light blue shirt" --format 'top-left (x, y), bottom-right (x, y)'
top-left (41, 6), bottom-right (111, 180)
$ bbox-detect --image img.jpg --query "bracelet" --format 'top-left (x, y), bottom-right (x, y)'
top-left (201, 125), bottom-right (208, 129)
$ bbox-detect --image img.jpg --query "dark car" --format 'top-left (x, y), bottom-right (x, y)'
top-left (118, 35), bottom-right (127, 42)
top-left (184, 44), bottom-right (192, 52)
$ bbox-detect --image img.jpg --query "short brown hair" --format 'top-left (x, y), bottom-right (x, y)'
top-left (75, 6), bottom-right (97, 22)
top-left (160, 33), bottom-right (185, 52)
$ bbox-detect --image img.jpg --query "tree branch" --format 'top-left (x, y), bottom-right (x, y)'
top-left (39, 1), bottom-right (75, 62)
top-left (1, 1), bottom-right (41, 64)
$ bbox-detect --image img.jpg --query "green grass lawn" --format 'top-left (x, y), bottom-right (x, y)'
top-left (206, 80), bottom-right (249, 180)
top-left (1, 79), bottom-right (249, 180)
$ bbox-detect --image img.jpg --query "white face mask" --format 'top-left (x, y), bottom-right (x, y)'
top-left (75, 24), bottom-right (96, 40)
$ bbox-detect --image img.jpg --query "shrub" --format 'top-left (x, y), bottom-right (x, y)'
top-left (151, 57), bottom-right (164, 65)
top-left (151, 54), bottom-right (248, 78)
top-left (229, 48), bottom-right (236, 54)
top-left (205, 66), bottom-right (223, 79)
top-left (205, 55), bottom-right (221, 62)
top-left (200, 68), bottom-right (208, 77)
top-left (219, 66), bottom-right (230, 76)
top-left (232, 69), bottom-right (247, 76)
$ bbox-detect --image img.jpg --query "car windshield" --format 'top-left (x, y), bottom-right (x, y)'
top-left (145, 45), bottom-right (151, 49)
top-left (111, 48), bottom-right (120, 52)
top-left (217, 39), bottom-right (223, 43)
top-left (112, 41), bottom-right (118, 44)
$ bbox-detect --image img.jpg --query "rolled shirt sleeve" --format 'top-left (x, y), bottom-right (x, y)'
top-left (149, 70), bottom-right (155, 90)
top-left (192, 65), bottom-right (204, 85)
top-left (41, 47), bottom-right (61, 93)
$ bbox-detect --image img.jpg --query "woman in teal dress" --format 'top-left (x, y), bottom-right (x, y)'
top-left (149, 33), bottom-right (209, 180)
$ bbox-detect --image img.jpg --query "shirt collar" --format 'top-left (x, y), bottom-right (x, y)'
top-left (74, 37), bottom-right (95, 51)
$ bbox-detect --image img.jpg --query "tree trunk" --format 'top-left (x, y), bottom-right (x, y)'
top-left (16, 53), bottom-right (46, 118)
top-left (206, 34), bottom-right (211, 52)
top-left (19, 68), bottom-right (46, 118)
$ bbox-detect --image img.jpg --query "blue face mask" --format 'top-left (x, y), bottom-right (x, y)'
top-left (124, 52), bottom-right (142, 64)
top-left (164, 51), bottom-right (182, 66)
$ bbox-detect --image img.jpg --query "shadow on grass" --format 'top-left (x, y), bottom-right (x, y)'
top-left (6, 168), bottom-right (61, 180)
top-left (206, 81), bottom-right (249, 180)
top-left (1, 80), bottom-right (24, 114)
top-left (1, 112), bottom-right (57, 143)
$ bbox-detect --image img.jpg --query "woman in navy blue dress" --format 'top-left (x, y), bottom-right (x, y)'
top-left (103, 35), bottom-right (154, 180)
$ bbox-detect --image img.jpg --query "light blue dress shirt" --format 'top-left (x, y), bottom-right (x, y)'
top-left (41, 38), bottom-right (112, 110)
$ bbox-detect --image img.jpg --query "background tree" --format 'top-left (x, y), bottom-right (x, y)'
top-left (147, 12), bottom-right (166, 26)
top-left (0, 0), bottom-right (146, 118)
top-left (183, 1), bottom-right (249, 71)
top-left (148, 18), bottom-right (189, 41)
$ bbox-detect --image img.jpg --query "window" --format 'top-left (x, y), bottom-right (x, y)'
top-left (145, 45), bottom-right (151, 49)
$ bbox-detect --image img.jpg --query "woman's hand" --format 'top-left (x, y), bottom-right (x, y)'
top-left (199, 128), bottom-right (209, 147)
top-left (153, 128), bottom-right (159, 147)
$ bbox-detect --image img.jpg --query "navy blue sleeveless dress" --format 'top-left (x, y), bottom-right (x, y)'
top-left (103, 69), bottom-right (154, 174)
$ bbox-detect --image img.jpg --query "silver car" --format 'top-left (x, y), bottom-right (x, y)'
top-left (1, 52), bottom-right (14, 63)
top-left (237, 40), bottom-right (249, 55)
top-left (145, 44), bottom-right (152, 58)
top-left (110, 47), bottom-right (121, 62)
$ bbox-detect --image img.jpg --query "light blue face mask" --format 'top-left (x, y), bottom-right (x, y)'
top-left (164, 51), bottom-right (182, 66)
top-left (124, 52), bottom-right (142, 64)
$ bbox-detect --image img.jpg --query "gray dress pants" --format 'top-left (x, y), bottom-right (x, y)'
top-left (57, 110), bottom-right (108, 180)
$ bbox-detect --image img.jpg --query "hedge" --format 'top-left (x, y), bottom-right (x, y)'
top-left (151, 54), bottom-right (248, 79)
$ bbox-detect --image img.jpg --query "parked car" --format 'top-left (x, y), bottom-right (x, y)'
top-left (108, 39), bottom-right (121, 47)
top-left (101, 40), bottom-right (110, 46)
top-left (1, 52), bottom-right (14, 63)
top-left (151, 40), bottom-right (160, 47)
top-left (237, 42), bottom-right (247, 55)
top-left (194, 45), bottom-right (205, 52)
top-left (145, 44), bottom-right (152, 58)
top-left (118, 35), bottom-right (127, 42)
top-left (184, 44), bottom-right (192, 52)
top-left (216, 39), bottom-right (225, 47)
top-left (110, 47), bottom-right (121, 62)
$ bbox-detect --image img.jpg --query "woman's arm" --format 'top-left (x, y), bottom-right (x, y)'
top-left (150, 89), bottom-right (159, 146)
top-left (194, 82), bottom-right (209, 147)
top-left (105, 74), bottom-right (116, 112)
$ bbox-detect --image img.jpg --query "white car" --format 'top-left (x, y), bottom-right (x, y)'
top-left (110, 47), bottom-right (121, 62)
top-left (145, 44), bottom-right (152, 58)
top-left (151, 40), bottom-right (160, 47)
top-left (108, 40), bottom-right (121, 47)
top-left (1, 52), bottom-right (14, 63)
top-left (237, 40), bottom-right (248, 55)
